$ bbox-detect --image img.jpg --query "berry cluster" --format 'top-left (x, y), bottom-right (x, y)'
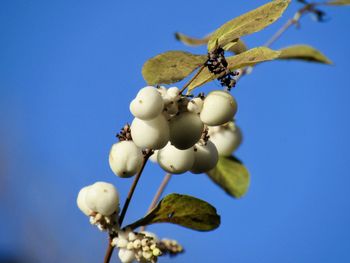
top-left (77, 85), bottom-right (242, 263)
top-left (109, 86), bottom-right (240, 177)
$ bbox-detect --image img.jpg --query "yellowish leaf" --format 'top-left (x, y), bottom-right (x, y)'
top-left (326, 0), bottom-right (350, 5)
top-left (208, 0), bottom-right (290, 51)
top-left (279, 45), bottom-right (332, 64)
top-left (142, 51), bottom-right (207, 85)
top-left (175, 32), bottom-right (211, 46)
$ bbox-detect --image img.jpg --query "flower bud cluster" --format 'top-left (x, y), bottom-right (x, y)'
top-left (109, 86), bottom-right (239, 177)
top-left (112, 230), bottom-right (162, 263)
top-left (157, 239), bottom-right (184, 256)
top-left (77, 182), bottom-right (120, 233)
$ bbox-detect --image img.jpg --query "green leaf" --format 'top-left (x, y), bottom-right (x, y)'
top-left (142, 51), bottom-right (207, 85)
top-left (326, 0), bottom-right (350, 5)
top-left (206, 156), bottom-right (250, 198)
top-left (124, 194), bottom-right (220, 231)
top-left (279, 45), bottom-right (332, 64)
top-left (188, 47), bottom-right (281, 92)
top-left (175, 32), bottom-right (211, 46)
top-left (207, 0), bottom-right (290, 51)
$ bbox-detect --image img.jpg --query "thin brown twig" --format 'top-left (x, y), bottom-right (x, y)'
top-left (264, 3), bottom-right (317, 48)
top-left (179, 64), bottom-right (206, 94)
top-left (103, 150), bottom-right (153, 263)
top-left (119, 151), bottom-right (153, 226)
top-left (140, 173), bottom-right (172, 232)
top-left (103, 237), bottom-right (114, 263)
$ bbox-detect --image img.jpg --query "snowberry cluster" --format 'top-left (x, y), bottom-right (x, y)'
top-left (77, 182), bottom-right (120, 233)
top-left (109, 86), bottom-right (239, 177)
top-left (112, 230), bottom-right (162, 263)
top-left (77, 85), bottom-right (242, 263)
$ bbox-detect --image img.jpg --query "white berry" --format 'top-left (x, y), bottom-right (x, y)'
top-left (85, 182), bottom-right (119, 216)
top-left (129, 86), bottom-right (164, 120)
top-left (157, 143), bottom-right (195, 174)
top-left (131, 114), bottom-right (170, 150)
top-left (191, 141), bottom-right (219, 174)
top-left (109, 141), bottom-right (143, 178)
top-left (209, 123), bottom-right (242, 156)
top-left (187, 97), bottom-right (204, 114)
top-left (169, 112), bottom-right (204, 150)
top-left (167, 87), bottom-right (180, 101)
top-left (200, 90), bottom-right (237, 126)
top-left (118, 248), bottom-right (135, 263)
top-left (77, 186), bottom-right (93, 216)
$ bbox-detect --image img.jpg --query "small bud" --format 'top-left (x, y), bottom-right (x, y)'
top-left (128, 232), bottom-right (137, 241)
top-left (127, 242), bottom-right (134, 250)
top-left (142, 246), bottom-right (150, 252)
top-left (152, 247), bottom-right (162, 257)
top-left (142, 251), bottom-right (153, 260)
top-left (141, 239), bottom-right (148, 247)
top-left (133, 239), bottom-right (141, 249)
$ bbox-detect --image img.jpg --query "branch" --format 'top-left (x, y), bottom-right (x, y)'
top-left (140, 173), bottom-right (172, 232)
top-left (103, 150), bottom-right (153, 263)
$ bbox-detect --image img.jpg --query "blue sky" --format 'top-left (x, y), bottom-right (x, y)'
top-left (1, 0), bottom-right (350, 262)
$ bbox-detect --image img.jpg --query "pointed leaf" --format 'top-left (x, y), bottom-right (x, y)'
top-left (142, 51), bottom-right (207, 85)
top-left (279, 45), bottom-right (332, 64)
top-left (207, 156), bottom-right (250, 198)
top-left (175, 32), bottom-right (211, 46)
top-left (208, 0), bottom-right (290, 51)
top-left (188, 47), bottom-right (281, 92)
top-left (124, 194), bottom-right (220, 231)
top-left (326, 0), bottom-right (350, 5)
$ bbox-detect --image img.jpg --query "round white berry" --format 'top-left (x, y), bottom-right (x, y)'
top-left (77, 186), bottom-right (93, 216)
top-left (209, 123), bottom-right (242, 156)
top-left (169, 112), bottom-right (204, 150)
top-left (129, 86), bottom-right (164, 120)
top-left (118, 248), bottom-right (135, 263)
top-left (157, 143), bottom-right (195, 174)
top-left (187, 97), bottom-right (204, 114)
top-left (167, 87), bottom-right (180, 101)
top-left (131, 114), bottom-right (170, 150)
top-left (85, 182), bottom-right (119, 216)
top-left (191, 141), bottom-right (219, 174)
top-left (200, 90), bottom-right (237, 126)
top-left (109, 141), bottom-right (143, 178)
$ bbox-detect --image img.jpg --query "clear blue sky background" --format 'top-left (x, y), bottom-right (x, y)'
top-left (1, 1), bottom-right (350, 262)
